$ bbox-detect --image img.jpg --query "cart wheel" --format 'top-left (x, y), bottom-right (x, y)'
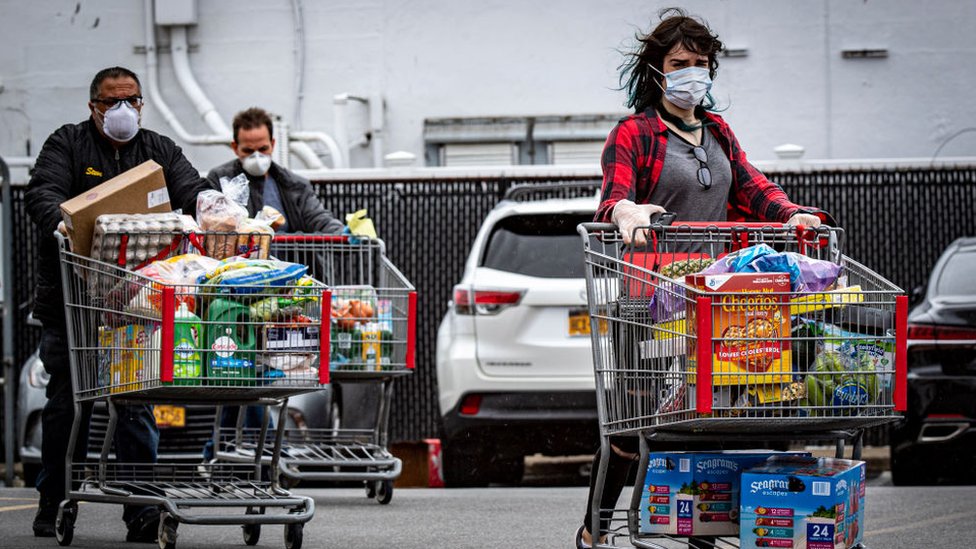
top-left (365, 480), bottom-right (376, 499)
top-left (158, 513), bottom-right (178, 549)
top-left (55, 502), bottom-right (76, 546)
top-left (243, 506), bottom-right (263, 545)
top-left (284, 523), bottom-right (303, 549)
top-left (243, 524), bottom-right (261, 546)
top-left (376, 479), bottom-right (394, 505)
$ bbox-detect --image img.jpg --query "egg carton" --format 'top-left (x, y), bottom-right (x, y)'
top-left (86, 213), bottom-right (198, 300)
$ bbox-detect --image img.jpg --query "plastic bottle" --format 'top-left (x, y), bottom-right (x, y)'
top-left (172, 302), bottom-right (203, 385)
top-left (205, 298), bottom-right (256, 386)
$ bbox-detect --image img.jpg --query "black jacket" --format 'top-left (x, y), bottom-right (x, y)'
top-left (25, 118), bottom-right (211, 329)
top-left (206, 159), bottom-right (344, 234)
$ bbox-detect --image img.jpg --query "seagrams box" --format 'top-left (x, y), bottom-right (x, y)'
top-left (740, 456), bottom-right (866, 549)
top-left (640, 450), bottom-right (811, 536)
top-left (686, 272), bottom-right (792, 386)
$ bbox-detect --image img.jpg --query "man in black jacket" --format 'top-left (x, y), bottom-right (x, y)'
top-left (24, 66), bottom-right (211, 541)
top-left (205, 107), bottom-right (344, 234)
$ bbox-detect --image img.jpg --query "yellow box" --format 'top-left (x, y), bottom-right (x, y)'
top-left (789, 285), bottom-right (864, 315)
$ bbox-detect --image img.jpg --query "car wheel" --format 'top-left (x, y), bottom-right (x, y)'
top-left (442, 440), bottom-right (492, 487)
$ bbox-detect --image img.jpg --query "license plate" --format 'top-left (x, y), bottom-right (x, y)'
top-left (569, 309), bottom-right (606, 337)
top-left (153, 405), bottom-right (186, 428)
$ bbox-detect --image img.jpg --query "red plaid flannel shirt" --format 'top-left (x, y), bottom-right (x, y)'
top-left (595, 110), bottom-right (819, 224)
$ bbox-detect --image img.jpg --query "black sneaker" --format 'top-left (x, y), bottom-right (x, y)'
top-left (32, 497), bottom-right (58, 537)
top-left (125, 508), bottom-right (160, 543)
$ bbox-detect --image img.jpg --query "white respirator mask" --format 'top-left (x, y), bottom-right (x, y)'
top-left (99, 101), bottom-right (141, 143)
top-left (242, 152), bottom-right (272, 177)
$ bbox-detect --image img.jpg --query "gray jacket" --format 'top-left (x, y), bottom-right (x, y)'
top-left (206, 159), bottom-right (344, 234)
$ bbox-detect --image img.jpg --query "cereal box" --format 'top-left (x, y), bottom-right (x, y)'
top-left (686, 272), bottom-right (792, 385)
top-left (108, 324), bottom-right (158, 393)
top-left (639, 450), bottom-right (810, 536)
top-left (740, 456), bottom-right (866, 549)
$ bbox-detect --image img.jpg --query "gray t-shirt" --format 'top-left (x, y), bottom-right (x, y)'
top-left (262, 174), bottom-right (290, 233)
top-left (649, 127), bottom-right (732, 221)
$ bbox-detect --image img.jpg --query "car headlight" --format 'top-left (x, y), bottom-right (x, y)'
top-left (28, 359), bottom-right (50, 389)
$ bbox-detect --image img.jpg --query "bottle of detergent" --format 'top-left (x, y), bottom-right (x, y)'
top-left (172, 302), bottom-right (203, 385)
top-left (205, 298), bottom-right (256, 386)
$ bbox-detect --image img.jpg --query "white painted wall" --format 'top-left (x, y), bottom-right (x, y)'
top-left (1, 0), bottom-right (975, 176)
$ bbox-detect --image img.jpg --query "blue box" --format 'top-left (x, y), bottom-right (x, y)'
top-left (639, 451), bottom-right (809, 536)
top-left (740, 456), bottom-right (866, 549)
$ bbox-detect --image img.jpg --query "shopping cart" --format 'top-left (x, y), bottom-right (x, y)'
top-left (55, 231), bottom-right (329, 548)
top-left (213, 235), bottom-right (415, 505)
top-left (578, 221), bottom-right (907, 549)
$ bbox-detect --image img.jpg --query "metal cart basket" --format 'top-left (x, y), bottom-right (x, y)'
top-left (213, 235), bottom-right (416, 505)
top-left (55, 231), bottom-right (330, 548)
top-left (579, 221), bottom-right (908, 549)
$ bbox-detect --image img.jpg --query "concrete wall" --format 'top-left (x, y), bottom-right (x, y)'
top-left (1, 0), bottom-right (975, 176)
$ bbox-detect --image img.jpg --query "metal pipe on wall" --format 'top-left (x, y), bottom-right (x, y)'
top-left (143, 0), bottom-right (228, 145)
top-left (289, 131), bottom-right (344, 169)
top-left (168, 25), bottom-right (232, 138)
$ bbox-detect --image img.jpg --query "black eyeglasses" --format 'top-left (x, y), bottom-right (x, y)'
top-left (92, 95), bottom-right (144, 109)
top-left (693, 145), bottom-right (711, 189)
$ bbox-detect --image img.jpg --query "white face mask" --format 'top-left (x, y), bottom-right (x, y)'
top-left (654, 65), bottom-right (713, 110)
top-left (98, 101), bottom-right (140, 142)
top-left (242, 152), bottom-right (272, 177)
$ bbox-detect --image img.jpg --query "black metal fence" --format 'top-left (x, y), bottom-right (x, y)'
top-left (6, 165), bottom-right (976, 445)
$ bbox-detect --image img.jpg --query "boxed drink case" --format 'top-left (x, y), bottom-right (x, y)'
top-left (740, 456), bottom-right (866, 549)
top-left (639, 450), bottom-right (811, 536)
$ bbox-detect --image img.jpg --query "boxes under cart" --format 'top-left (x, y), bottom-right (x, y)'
top-left (640, 450), bottom-right (810, 537)
top-left (740, 456), bottom-right (866, 549)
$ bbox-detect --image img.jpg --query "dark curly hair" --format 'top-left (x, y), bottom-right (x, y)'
top-left (618, 7), bottom-right (724, 114)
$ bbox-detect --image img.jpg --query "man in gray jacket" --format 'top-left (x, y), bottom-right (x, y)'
top-left (206, 107), bottom-right (344, 234)
top-left (203, 107), bottom-right (345, 462)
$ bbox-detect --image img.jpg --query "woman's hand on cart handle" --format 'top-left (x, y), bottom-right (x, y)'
top-left (56, 221), bottom-right (74, 251)
top-left (787, 212), bottom-right (822, 227)
top-left (612, 199), bottom-right (666, 246)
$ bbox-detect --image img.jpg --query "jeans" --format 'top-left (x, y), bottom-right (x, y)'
top-left (35, 327), bottom-right (159, 525)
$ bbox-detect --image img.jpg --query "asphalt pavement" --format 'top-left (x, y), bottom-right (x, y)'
top-left (1, 473), bottom-right (975, 548)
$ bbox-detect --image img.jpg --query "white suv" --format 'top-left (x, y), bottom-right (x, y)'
top-left (436, 189), bottom-right (600, 486)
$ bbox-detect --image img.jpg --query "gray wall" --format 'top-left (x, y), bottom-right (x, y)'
top-left (1, 0), bottom-right (975, 174)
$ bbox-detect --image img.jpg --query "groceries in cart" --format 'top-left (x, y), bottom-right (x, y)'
top-left (330, 285), bottom-right (396, 371)
top-left (740, 456), bottom-right (866, 549)
top-left (79, 207), bottom-right (330, 393)
top-left (627, 241), bottom-right (897, 420)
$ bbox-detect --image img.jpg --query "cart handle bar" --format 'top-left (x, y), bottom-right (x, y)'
top-left (272, 234), bottom-right (351, 243)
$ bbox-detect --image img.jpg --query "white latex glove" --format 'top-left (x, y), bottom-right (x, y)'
top-left (611, 199), bottom-right (666, 246)
top-left (786, 213), bottom-right (822, 227)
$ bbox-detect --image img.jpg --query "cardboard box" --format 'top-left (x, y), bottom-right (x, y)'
top-left (639, 450), bottom-right (811, 537)
top-left (60, 160), bottom-right (171, 257)
top-left (391, 439), bottom-right (445, 488)
top-left (686, 272), bottom-right (792, 386)
top-left (740, 456), bottom-right (866, 549)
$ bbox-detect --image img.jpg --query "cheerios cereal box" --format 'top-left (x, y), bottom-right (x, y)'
top-left (686, 272), bottom-right (792, 385)
top-left (740, 456), bottom-right (865, 549)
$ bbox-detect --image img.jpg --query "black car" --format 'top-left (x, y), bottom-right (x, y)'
top-left (889, 236), bottom-right (976, 485)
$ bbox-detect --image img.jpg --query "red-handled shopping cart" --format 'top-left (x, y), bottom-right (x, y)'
top-left (579, 221), bottom-right (907, 549)
top-left (212, 235), bottom-right (416, 504)
top-left (55, 231), bottom-right (329, 548)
